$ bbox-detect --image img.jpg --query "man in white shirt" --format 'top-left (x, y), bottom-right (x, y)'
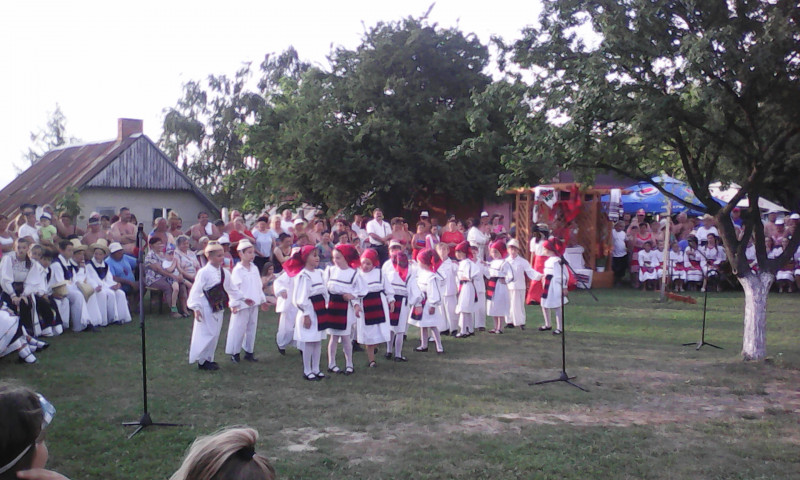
top-left (611, 221), bottom-right (628, 286)
top-left (467, 214), bottom-right (491, 261)
top-left (280, 209), bottom-right (295, 233)
top-left (366, 208), bottom-right (392, 264)
top-left (18, 204), bottom-right (40, 243)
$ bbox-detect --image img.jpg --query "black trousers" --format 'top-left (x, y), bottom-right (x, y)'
top-left (612, 255), bottom-right (629, 281)
top-left (371, 244), bottom-right (390, 265)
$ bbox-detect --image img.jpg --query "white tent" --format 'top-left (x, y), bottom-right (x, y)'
top-left (709, 182), bottom-right (789, 213)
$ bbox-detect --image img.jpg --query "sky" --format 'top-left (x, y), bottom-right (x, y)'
top-left (0, 0), bottom-right (543, 189)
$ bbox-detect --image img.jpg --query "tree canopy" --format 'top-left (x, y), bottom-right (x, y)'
top-left (22, 104), bottom-right (79, 168)
top-left (504, 0), bottom-right (800, 359)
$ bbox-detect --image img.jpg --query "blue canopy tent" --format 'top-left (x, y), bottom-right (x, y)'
top-left (602, 175), bottom-right (723, 215)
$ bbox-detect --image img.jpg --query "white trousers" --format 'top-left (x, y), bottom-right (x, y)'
top-left (443, 294), bottom-right (458, 332)
top-left (276, 308), bottom-right (297, 349)
top-left (226, 305), bottom-right (259, 355)
top-left (189, 306), bottom-right (224, 364)
top-left (508, 289), bottom-right (526, 326)
top-left (474, 294), bottom-right (486, 329)
top-left (95, 287), bottom-right (132, 325)
top-left (55, 285), bottom-right (90, 331)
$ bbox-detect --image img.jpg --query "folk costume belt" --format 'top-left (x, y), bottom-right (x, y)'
top-left (317, 294), bottom-right (344, 331)
top-left (389, 294), bottom-right (405, 326)
top-left (362, 291), bottom-right (385, 325)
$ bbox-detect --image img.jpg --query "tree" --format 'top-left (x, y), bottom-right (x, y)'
top-left (22, 104), bottom-right (79, 167)
top-left (159, 63), bottom-right (268, 209)
top-left (505, 0), bottom-right (800, 360)
top-left (245, 17), bottom-right (504, 215)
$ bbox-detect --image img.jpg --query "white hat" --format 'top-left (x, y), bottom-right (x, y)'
top-left (420, 211), bottom-right (429, 218)
top-left (790, 213), bottom-right (800, 220)
top-left (40, 212), bottom-right (52, 220)
top-left (237, 240), bottom-right (254, 252)
top-left (109, 242), bottom-right (124, 254)
top-left (480, 211), bottom-right (489, 217)
top-left (775, 218), bottom-right (785, 225)
top-left (293, 218), bottom-right (306, 225)
top-left (507, 239), bottom-right (520, 250)
top-left (389, 240), bottom-right (402, 249)
top-left (469, 241), bottom-right (479, 248)
top-left (218, 234), bottom-right (230, 245)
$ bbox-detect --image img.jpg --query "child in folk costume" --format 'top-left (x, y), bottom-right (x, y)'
top-left (683, 236), bottom-right (705, 290)
top-left (26, 245), bottom-right (63, 336)
top-left (273, 266), bottom-right (297, 356)
top-left (322, 244), bottom-right (363, 375)
top-left (409, 248), bottom-right (446, 354)
top-left (51, 239), bottom-right (91, 332)
top-left (774, 237), bottom-right (795, 293)
top-left (525, 224), bottom-right (549, 306)
top-left (287, 245), bottom-right (328, 381)
top-left (700, 234), bottom-right (725, 292)
top-left (637, 241), bottom-right (661, 290)
top-left (86, 243), bottom-right (132, 326)
top-left (69, 242), bottom-right (104, 330)
top-left (454, 241), bottom-right (479, 337)
top-left (506, 239), bottom-right (541, 329)
top-left (0, 238), bottom-right (58, 340)
top-left (226, 240), bottom-right (269, 363)
top-left (667, 242), bottom-right (686, 292)
top-left (435, 243), bottom-right (458, 336)
top-left (470, 243), bottom-right (488, 331)
top-left (539, 238), bottom-right (569, 335)
top-left (188, 241), bottom-right (245, 371)
top-left (486, 239), bottom-right (513, 334)
top-left (384, 251), bottom-right (419, 362)
top-left (357, 248), bottom-right (394, 368)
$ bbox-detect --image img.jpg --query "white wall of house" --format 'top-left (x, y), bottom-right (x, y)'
top-left (79, 187), bottom-right (217, 228)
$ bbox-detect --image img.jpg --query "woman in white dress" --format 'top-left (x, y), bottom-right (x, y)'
top-left (683, 236), bottom-right (705, 290)
top-left (637, 241), bottom-right (661, 290)
top-left (357, 248), bottom-right (394, 368)
top-left (486, 239), bottom-right (513, 333)
top-left (667, 242), bottom-right (686, 292)
top-left (287, 245), bottom-right (328, 381)
top-left (323, 244), bottom-right (363, 375)
top-left (409, 248), bottom-right (446, 354)
top-left (384, 251), bottom-right (419, 362)
top-left (540, 238), bottom-right (569, 335)
top-left (86, 243), bottom-right (131, 326)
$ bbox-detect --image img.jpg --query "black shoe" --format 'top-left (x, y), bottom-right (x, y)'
top-left (506, 324), bottom-right (515, 329)
top-left (538, 325), bottom-right (552, 331)
top-left (244, 352), bottom-right (258, 362)
top-left (553, 329), bottom-right (562, 335)
top-left (352, 342), bottom-right (363, 352)
top-left (277, 345), bottom-right (286, 355)
top-left (414, 346), bottom-right (428, 352)
top-left (384, 352), bottom-right (393, 359)
top-left (198, 361), bottom-right (218, 371)
top-left (231, 354), bottom-right (240, 363)
top-left (209, 362), bottom-right (220, 370)
top-left (478, 327), bottom-right (486, 332)
top-left (520, 325), bottom-right (525, 330)
top-left (450, 330), bottom-right (458, 337)
top-left (368, 361), bottom-right (377, 368)
top-left (441, 330), bottom-right (450, 336)
top-left (394, 356), bottom-right (408, 362)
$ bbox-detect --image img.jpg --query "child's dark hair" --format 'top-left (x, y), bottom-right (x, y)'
top-left (0, 384), bottom-right (43, 480)
top-left (57, 239), bottom-right (72, 251)
top-left (260, 261), bottom-right (274, 276)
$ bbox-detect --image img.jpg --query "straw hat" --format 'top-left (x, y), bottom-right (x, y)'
top-left (51, 280), bottom-right (69, 299)
top-left (77, 282), bottom-right (95, 300)
top-left (204, 241), bottom-right (224, 256)
top-left (506, 239), bottom-right (521, 250)
top-left (70, 239), bottom-right (88, 253)
top-left (90, 242), bottom-right (110, 255)
top-left (236, 240), bottom-right (254, 252)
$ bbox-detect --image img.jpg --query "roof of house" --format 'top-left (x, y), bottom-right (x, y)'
top-left (0, 134), bottom-right (219, 218)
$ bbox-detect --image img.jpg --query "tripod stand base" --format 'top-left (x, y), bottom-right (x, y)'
top-left (682, 341), bottom-right (723, 350)
top-left (122, 413), bottom-right (185, 439)
top-left (531, 371), bottom-right (589, 392)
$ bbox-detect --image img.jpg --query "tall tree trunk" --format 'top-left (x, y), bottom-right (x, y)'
top-left (739, 272), bottom-right (773, 361)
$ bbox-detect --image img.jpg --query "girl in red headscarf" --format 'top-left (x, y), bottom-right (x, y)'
top-left (322, 244), bottom-right (363, 375)
top-left (539, 239), bottom-right (568, 334)
top-left (486, 239), bottom-right (513, 334)
top-left (287, 245), bottom-right (327, 381)
top-left (408, 248), bottom-right (446, 354)
top-left (383, 251), bottom-right (420, 362)
top-left (454, 241), bottom-right (479, 337)
top-left (357, 248), bottom-right (394, 367)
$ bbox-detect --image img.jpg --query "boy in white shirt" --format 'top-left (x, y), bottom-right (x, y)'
top-left (226, 240), bottom-right (267, 363)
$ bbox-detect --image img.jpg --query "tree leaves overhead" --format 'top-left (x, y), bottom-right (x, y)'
top-left (22, 104), bottom-right (79, 168)
top-left (244, 17), bottom-right (507, 215)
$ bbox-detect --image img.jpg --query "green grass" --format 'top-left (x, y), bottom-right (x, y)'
top-left (3, 289), bottom-right (800, 479)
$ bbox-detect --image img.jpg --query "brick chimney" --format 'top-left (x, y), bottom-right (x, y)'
top-left (117, 118), bottom-right (143, 142)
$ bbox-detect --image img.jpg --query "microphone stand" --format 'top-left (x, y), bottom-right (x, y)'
top-left (682, 247), bottom-right (722, 350)
top-left (532, 253), bottom-right (591, 392)
top-left (123, 223), bottom-right (185, 438)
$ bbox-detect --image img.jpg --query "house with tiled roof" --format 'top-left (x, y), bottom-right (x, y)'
top-left (0, 118), bottom-right (219, 224)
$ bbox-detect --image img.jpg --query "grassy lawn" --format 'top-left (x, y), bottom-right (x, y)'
top-left (3, 289), bottom-right (799, 480)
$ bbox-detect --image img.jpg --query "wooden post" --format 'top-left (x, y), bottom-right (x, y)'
top-left (660, 201), bottom-right (672, 302)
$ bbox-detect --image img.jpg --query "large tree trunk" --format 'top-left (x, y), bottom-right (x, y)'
top-left (739, 272), bottom-right (774, 361)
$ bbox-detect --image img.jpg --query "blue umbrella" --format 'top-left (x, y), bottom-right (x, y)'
top-left (602, 175), bottom-right (721, 215)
